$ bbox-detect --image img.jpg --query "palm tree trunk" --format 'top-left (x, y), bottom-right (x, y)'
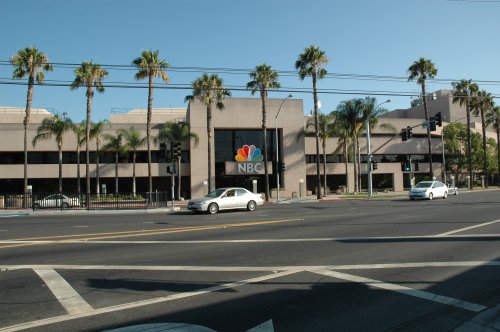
top-left (344, 145), bottom-right (349, 193)
top-left (480, 109), bottom-right (488, 187)
top-left (207, 106), bottom-right (213, 192)
top-left (261, 91), bottom-right (270, 202)
top-left (76, 146), bottom-right (81, 195)
top-left (466, 101), bottom-right (473, 189)
top-left (23, 76), bottom-right (34, 207)
top-left (115, 152), bottom-right (119, 194)
top-left (322, 140), bottom-right (327, 197)
top-left (421, 84), bottom-right (433, 179)
top-left (497, 126), bottom-right (500, 181)
top-left (352, 134), bottom-right (358, 193)
top-left (312, 72), bottom-right (321, 199)
top-left (96, 140), bottom-right (100, 194)
top-left (357, 138), bottom-right (361, 191)
top-left (58, 143), bottom-right (63, 193)
top-left (146, 73), bottom-right (154, 197)
top-left (86, 86), bottom-right (92, 196)
top-left (132, 150), bottom-right (136, 196)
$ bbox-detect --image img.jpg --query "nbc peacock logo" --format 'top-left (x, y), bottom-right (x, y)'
top-left (235, 144), bottom-right (264, 162)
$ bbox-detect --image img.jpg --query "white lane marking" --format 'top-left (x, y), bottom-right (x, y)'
top-left (74, 226), bottom-right (88, 228)
top-left (437, 219), bottom-right (500, 236)
top-left (0, 230), bottom-right (7, 232)
top-left (3, 261), bottom-right (500, 272)
top-left (311, 269), bottom-right (487, 313)
top-left (1, 234), bottom-right (500, 245)
top-left (33, 268), bottom-right (93, 314)
top-left (2, 270), bottom-right (297, 332)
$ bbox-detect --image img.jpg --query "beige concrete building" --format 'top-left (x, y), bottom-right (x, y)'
top-left (0, 91), bottom-right (495, 197)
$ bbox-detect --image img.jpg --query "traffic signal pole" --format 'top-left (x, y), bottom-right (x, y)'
top-left (365, 120), bottom-right (373, 197)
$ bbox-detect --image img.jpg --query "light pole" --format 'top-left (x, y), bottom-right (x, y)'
top-left (275, 94), bottom-right (292, 203)
top-left (366, 99), bottom-right (391, 196)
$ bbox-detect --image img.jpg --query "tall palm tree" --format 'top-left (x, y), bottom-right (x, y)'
top-left (156, 121), bottom-right (199, 200)
top-left (295, 45), bottom-right (329, 199)
top-left (120, 127), bottom-right (146, 196)
top-left (471, 90), bottom-right (493, 187)
top-left (485, 104), bottom-right (500, 180)
top-left (335, 99), bottom-right (365, 193)
top-left (185, 73), bottom-right (231, 192)
top-left (70, 61), bottom-right (108, 199)
top-left (32, 113), bottom-right (73, 193)
top-left (304, 113), bottom-right (336, 196)
top-left (72, 121), bottom-right (86, 195)
top-left (330, 114), bottom-right (352, 193)
top-left (452, 79), bottom-right (479, 189)
top-left (89, 120), bottom-right (109, 194)
top-left (132, 50), bottom-right (170, 195)
top-left (102, 132), bottom-right (129, 194)
top-left (407, 57), bottom-right (438, 179)
top-left (10, 47), bottom-right (53, 196)
top-left (246, 64), bottom-right (280, 202)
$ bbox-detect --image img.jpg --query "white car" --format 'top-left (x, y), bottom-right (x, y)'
top-left (409, 181), bottom-right (448, 200)
top-left (187, 187), bottom-right (264, 214)
top-left (447, 183), bottom-right (459, 195)
top-left (34, 194), bottom-right (81, 209)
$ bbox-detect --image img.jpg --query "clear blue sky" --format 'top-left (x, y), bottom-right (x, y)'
top-left (1, 0), bottom-right (499, 122)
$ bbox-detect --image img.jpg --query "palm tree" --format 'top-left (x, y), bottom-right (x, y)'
top-left (485, 104), bottom-right (500, 180)
top-left (185, 73), bottom-right (231, 192)
top-left (304, 113), bottom-right (336, 197)
top-left (246, 64), bottom-right (280, 202)
top-left (295, 45), bottom-right (329, 199)
top-left (156, 121), bottom-right (199, 200)
top-left (334, 99), bottom-right (365, 193)
top-left (89, 120), bottom-right (109, 194)
top-left (120, 127), bottom-right (146, 196)
top-left (132, 50), bottom-right (170, 196)
top-left (407, 57), bottom-right (438, 179)
top-left (10, 47), bottom-right (53, 196)
top-left (452, 79), bottom-right (479, 189)
top-left (72, 121), bottom-right (86, 195)
top-left (70, 61), bottom-right (108, 199)
top-left (330, 114), bottom-right (352, 193)
top-left (471, 90), bottom-right (493, 187)
top-left (32, 113), bottom-right (73, 193)
top-left (102, 132), bottom-right (129, 194)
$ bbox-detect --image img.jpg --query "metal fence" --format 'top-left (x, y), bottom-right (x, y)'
top-left (0, 192), bottom-right (172, 211)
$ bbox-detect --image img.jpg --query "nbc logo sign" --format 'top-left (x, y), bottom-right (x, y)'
top-left (234, 144), bottom-right (263, 173)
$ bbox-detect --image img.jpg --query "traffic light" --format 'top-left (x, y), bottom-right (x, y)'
top-left (414, 162), bottom-right (419, 171)
top-left (407, 126), bottom-right (413, 139)
top-left (435, 112), bottom-right (442, 127)
top-left (280, 162), bottom-right (286, 173)
top-left (372, 161), bottom-right (378, 171)
top-left (429, 117), bottom-right (436, 131)
top-left (401, 162), bottom-right (406, 171)
top-left (400, 161), bottom-right (411, 172)
top-left (174, 142), bottom-right (181, 158)
top-left (401, 128), bottom-right (408, 141)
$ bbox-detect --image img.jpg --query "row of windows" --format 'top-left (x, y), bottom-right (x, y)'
top-left (0, 151), bottom-right (190, 165)
top-left (306, 154), bottom-right (445, 164)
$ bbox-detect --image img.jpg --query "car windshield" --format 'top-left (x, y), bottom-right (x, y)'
top-left (205, 189), bottom-right (227, 198)
top-left (415, 182), bottom-right (432, 188)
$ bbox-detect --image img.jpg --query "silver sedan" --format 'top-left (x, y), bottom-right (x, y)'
top-left (187, 187), bottom-right (264, 214)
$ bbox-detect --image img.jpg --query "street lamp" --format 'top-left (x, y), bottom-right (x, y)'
top-left (275, 94), bottom-right (292, 203)
top-left (366, 99), bottom-right (391, 196)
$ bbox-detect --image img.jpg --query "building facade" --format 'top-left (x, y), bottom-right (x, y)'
top-left (0, 91), bottom-right (495, 197)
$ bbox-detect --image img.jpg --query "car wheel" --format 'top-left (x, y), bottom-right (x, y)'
top-left (34, 203), bottom-right (41, 209)
top-left (61, 202), bottom-right (70, 209)
top-left (428, 193), bottom-right (433, 200)
top-left (247, 200), bottom-right (256, 211)
top-left (208, 203), bottom-right (219, 214)
top-left (443, 192), bottom-right (448, 199)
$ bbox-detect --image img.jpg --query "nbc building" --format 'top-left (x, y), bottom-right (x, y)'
top-left (0, 90), bottom-right (495, 198)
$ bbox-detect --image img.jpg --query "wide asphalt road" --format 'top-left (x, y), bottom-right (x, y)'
top-left (0, 190), bottom-right (499, 332)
